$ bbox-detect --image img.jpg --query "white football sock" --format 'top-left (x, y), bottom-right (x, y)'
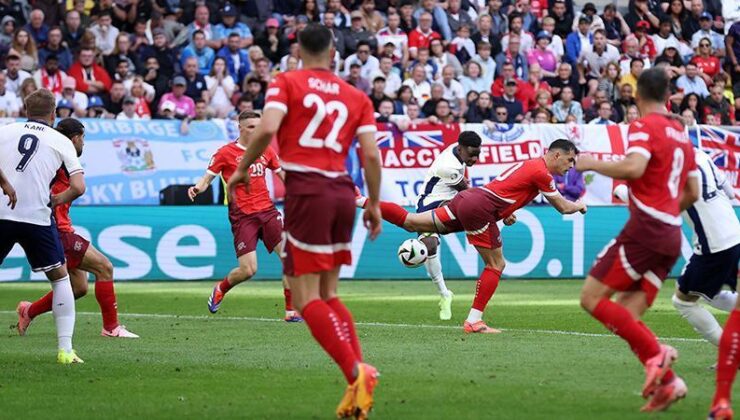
top-left (425, 253), bottom-right (451, 298)
top-left (672, 294), bottom-right (722, 346)
top-left (51, 275), bottom-right (76, 351)
top-left (466, 309), bottom-right (483, 324)
top-left (706, 290), bottom-right (738, 312)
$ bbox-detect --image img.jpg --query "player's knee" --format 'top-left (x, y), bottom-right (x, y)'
top-left (73, 282), bottom-right (88, 299)
top-left (97, 258), bottom-right (114, 280)
top-left (486, 255), bottom-right (505, 271)
top-left (579, 290), bottom-right (598, 313)
top-left (237, 264), bottom-right (257, 281)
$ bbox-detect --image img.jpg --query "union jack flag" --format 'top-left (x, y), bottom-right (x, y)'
top-left (374, 130), bottom-right (395, 148)
top-left (402, 130), bottom-right (445, 148)
top-left (700, 126), bottom-right (740, 170)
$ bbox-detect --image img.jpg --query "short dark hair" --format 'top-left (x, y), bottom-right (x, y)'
top-left (549, 139), bottom-right (579, 154)
top-left (630, 58), bottom-right (644, 68)
top-left (192, 29), bottom-right (205, 39)
top-left (56, 118), bottom-right (85, 138)
top-left (356, 40), bottom-right (370, 50)
top-left (239, 110), bottom-right (261, 121)
top-left (298, 23), bottom-right (333, 55)
top-left (637, 67), bottom-right (671, 103)
top-left (458, 131), bottom-right (482, 147)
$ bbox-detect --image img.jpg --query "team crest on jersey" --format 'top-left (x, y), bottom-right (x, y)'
top-left (73, 241), bottom-right (83, 251)
top-left (113, 138), bottom-right (156, 174)
top-left (482, 123), bottom-right (525, 143)
top-left (237, 242), bottom-right (246, 251)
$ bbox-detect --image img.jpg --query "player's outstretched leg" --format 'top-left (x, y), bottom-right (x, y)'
top-left (208, 252), bottom-right (257, 313)
top-left (463, 246), bottom-right (504, 334)
top-left (709, 298), bottom-right (740, 420)
top-left (672, 292), bottom-right (723, 345)
top-left (420, 235), bottom-right (453, 320)
top-left (282, 276), bottom-right (302, 322)
top-left (45, 266), bottom-right (82, 364)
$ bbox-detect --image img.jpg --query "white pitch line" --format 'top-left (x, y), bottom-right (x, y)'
top-left (0, 310), bottom-right (706, 343)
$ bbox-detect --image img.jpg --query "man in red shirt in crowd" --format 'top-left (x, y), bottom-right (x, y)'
top-left (576, 67), bottom-right (699, 412)
top-left (408, 11), bottom-right (441, 59)
top-left (17, 118), bottom-right (138, 339)
top-left (227, 25), bottom-right (383, 419)
top-left (189, 111), bottom-right (300, 322)
top-left (67, 47), bottom-right (112, 96)
top-left (491, 60), bottom-right (532, 110)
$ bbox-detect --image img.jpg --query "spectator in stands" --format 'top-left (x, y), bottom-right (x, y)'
top-left (323, 11), bottom-right (347, 58)
top-left (344, 62), bottom-right (370, 94)
top-left (248, 57), bottom-right (272, 84)
top-left (56, 98), bottom-right (73, 118)
top-left (0, 72), bottom-right (20, 117)
top-left (601, 4), bottom-right (629, 48)
top-left (403, 63), bottom-right (432, 106)
top-left (180, 56), bottom-right (207, 101)
top-left (495, 35), bottom-right (528, 80)
top-left (360, 0), bottom-right (384, 34)
top-left (539, 18), bottom-right (564, 61)
top-left (597, 62), bottom-right (621, 103)
top-left (33, 54), bottom-right (66, 96)
top-left (618, 35), bottom-right (651, 78)
top-left (554, 167), bottom-right (585, 201)
top-left (68, 47), bottom-right (112, 96)
top-left (159, 75), bottom-right (195, 119)
top-left (300, 0), bottom-right (320, 23)
top-left (185, 5), bottom-right (217, 49)
top-left (217, 33), bottom-right (250, 87)
top-left (588, 101), bottom-right (616, 125)
top-left (463, 91), bottom-right (494, 123)
top-left (677, 62), bottom-right (710, 97)
top-left (393, 85), bottom-right (415, 115)
top-left (87, 95), bottom-right (110, 118)
top-left (344, 40), bottom-right (380, 79)
top-left (446, 0), bottom-right (473, 36)
top-left (431, 98), bottom-right (456, 124)
top-left (105, 81), bottom-right (127, 116)
top-left (193, 99), bottom-right (211, 121)
top-left (370, 56), bottom-right (402, 98)
top-left (116, 95), bottom-right (141, 120)
top-left (214, 3), bottom-right (253, 50)
top-left (243, 77), bottom-right (265, 110)
top-left (548, 62), bottom-right (581, 101)
top-left (369, 75), bottom-right (391, 111)
top-left (129, 76), bottom-right (154, 118)
top-left (614, 83), bottom-right (635, 122)
top-left (692, 37), bottom-right (722, 85)
top-left (323, 0), bottom-right (350, 29)
top-left (552, 86), bottom-right (583, 123)
top-left (421, 83), bottom-right (444, 116)
top-left (704, 83), bottom-right (735, 124)
top-left (681, 108), bottom-right (698, 126)
top-left (409, 47), bottom-right (438, 81)
top-left (680, 92), bottom-right (704, 123)
top-left (414, 0), bottom-right (452, 41)
top-left (0, 16), bottom-right (16, 48)
top-left (105, 33), bottom-right (141, 77)
top-left (654, 42), bottom-right (684, 79)
top-left (653, 17), bottom-right (682, 56)
top-left (484, 1), bottom-right (508, 40)
top-left (59, 76), bottom-right (87, 117)
top-left (205, 56), bottom-right (236, 118)
top-left (346, 10), bottom-right (376, 56)
top-left (514, 0), bottom-right (539, 34)
top-left (494, 79), bottom-right (524, 123)
top-left (528, 31), bottom-right (558, 78)
top-left (470, 13), bottom-right (500, 58)
top-left (623, 104), bottom-right (640, 124)
top-left (68, 1), bottom-right (90, 30)
top-left (24, 9), bottom-right (49, 48)
top-left (728, 21), bottom-right (740, 110)
top-left (682, 0), bottom-right (705, 41)
top-left (10, 28), bottom-right (38, 72)
top-left (90, 10), bottom-right (119, 55)
top-left (450, 24), bottom-right (475, 64)
top-left (255, 18), bottom-right (290, 64)
top-left (525, 89), bottom-right (553, 121)
top-left (375, 98), bottom-right (396, 123)
top-left (141, 29), bottom-right (177, 79)
top-left (492, 61), bottom-right (525, 99)
top-left (565, 15), bottom-right (593, 65)
top-left (578, 29), bottom-right (620, 98)
top-left (181, 30), bottom-right (215, 76)
top-left (667, 0), bottom-right (689, 41)
top-left (439, 65), bottom-right (466, 116)
top-left (549, 0), bottom-right (573, 40)
top-left (142, 56), bottom-right (169, 110)
top-left (460, 61), bottom-right (488, 96)
top-left (571, 2), bottom-right (604, 34)
top-left (625, 0), bottom-right (661, 33)
top-left (471, 41), bottom-right (496, 88)
top-left (430, 38), bottom-right (462, 78)
top-left (690, 13), bottom-right (724, 57)
top-left (493, 104), bottom-right (509, 123)
top-left (130, 19), bottom-right (150, 56)
top-left (4, 53), bottom-right (31, 95)
top-left (619, 57), bottom-right (645, 94)
top-left (38, 27), bottom-right (71, 71)
top-left (502, 12), bottom-right (534, 54)
top-left (533, 109), bottom-right (553, 123)
top-left (522, 64), bottom-right (550, 109)
top-left (409, 11), bottom-right (442, 59)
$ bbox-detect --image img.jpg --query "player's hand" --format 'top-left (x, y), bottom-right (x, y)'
top-left (1, 180), bottom-right (16, 210)
top-left (50, 194), bottom-right (63, 208)
top-left (363, 202), bottom-right (382, 241)
top-left (187, 186), bottom-right (199, 202)
top-left (577, 201), bottom-right (588, 214)
top-left (226, 171), bottom-right (251, 200)
top-left (575, 154), bottom-right (596, 171)
top-left (503, 214), bottom-right (517, 226)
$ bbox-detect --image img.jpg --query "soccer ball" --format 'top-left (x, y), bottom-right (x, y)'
top-left (397, 239), bottom-right (428, 268)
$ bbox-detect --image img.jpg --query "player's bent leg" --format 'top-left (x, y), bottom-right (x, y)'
top-left (208, 252), bottom-right (258, 313)
top-left (276, 243), bottom-right (302, 322)
top-left (421, 235), bottom-right (453, 320)
top-left (464, 246), bottom-right (504, 334)
top-left (711, 292), bottom-right (740, 419)
top-left (69, 268), bottom-right (89, 299)
top-left (672, 290), bottom-right (723, 346)
top-left (708, 291), bottom-right (739, 312)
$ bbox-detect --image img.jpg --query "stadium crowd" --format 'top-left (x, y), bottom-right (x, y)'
top-left (0, 0), bottom-right (736, 128)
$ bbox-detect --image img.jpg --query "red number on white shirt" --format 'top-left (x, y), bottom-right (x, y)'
top-left (298, 93), bottom-right (347, 153)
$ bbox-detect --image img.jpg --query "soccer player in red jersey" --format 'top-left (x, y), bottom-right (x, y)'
top-left (356, 140), bottom-right (587, 333)
top-left (226, 25), bottom-right (383, 419)
top-left (189, 110), bottom-right (300, 322)
top-left (16, 118), bottom-right (139, 339)
top-left (575, 67), bottom-right (700, 412)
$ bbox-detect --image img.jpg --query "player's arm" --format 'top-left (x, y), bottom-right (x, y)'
top-left (227, 107), bottom-right (285, 193)
top-left (275, 169), bottom-right (286, 183)
top-left (358, 130), bottom-right (383, 240)
top-left (188, 172), bottom-right (216, 201)
top-left (51, 172), bottom-right (86, 206)
top-left (576, 152), bottom-right (649, 180)
top-left (451, 178), bottom-right (468, 191)
top-left (679, 174), bottom-right (700, 211)
top-left (544, 191), bottom-right (587, 214)
top-left (0, 168), bottom-right (17, 209)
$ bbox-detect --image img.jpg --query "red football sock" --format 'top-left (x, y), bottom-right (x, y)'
top-left (301, 299), bottom-right (359, 384)
top-left (284, 288), bottom-right (293, 311)
top-left (218, 277), bottom-right (233, 293)
top-left (379, 201), bottom-right (409, 227)
top-left (714, 309), bottom-right (740, 405)
top-left (95, 280), bottom-right (119, 332)
top-left (592, 299), bottom-right (660, 364)
top-left (28, 291), bottom-right (54, 319)
top-left (471, 267), bottom-right (501, 312)
top-left (327, 297), bottom-right (362, 361)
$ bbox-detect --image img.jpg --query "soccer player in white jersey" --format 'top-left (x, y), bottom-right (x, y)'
top-left (414, 131), bottom-right (481, 320)
top-left (0, 89), bottom-right (86, 364)
top-left (613, 149), bottom-right (740, 347)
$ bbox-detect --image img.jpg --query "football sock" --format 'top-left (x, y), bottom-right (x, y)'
top-left (51, 275), bottom-right (75, 352)
top-left (635, 320), bottom-right (675, 383)
top-left (301, 299), bottom-right (359, 384)
top-left (284, 288), bottom-right (294, 312)
top-left (379, 201), bottom-right (409, 227)
top-left (714, 309), bottom-right (740, 405)
top-left (425, 253), bottom-right (451, 298)
top-left (466, 309), bottom-right (483, 323)
top-left (672, 294), bottom-right (722, 345)
top-left (327, 297), bottom-right (362, 361)
top-left (218, 277), bottom-right (233, 294)
top-left (28, 291), bottom-right (54, 319)
top-left (466, 267), bottom-right (501, 323)
top-left (95, 280), bottom-right (119, 332)
top-left (708, 291), bottom-right (738, 312)
top-left (592, 299), bottom-right (660, 364)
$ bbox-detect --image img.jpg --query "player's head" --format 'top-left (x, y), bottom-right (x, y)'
top-left (456, 131), bottom-right (482, 167)
top-left (24, 88), bottom-right (56, 125)
top-left (297, 23), bottom-right (334, 65)
top-left (238, 110), bottom-right (261, 142)
top-left (56, 118), bottom-right (85, 157)
top-left (636, 67), bottom-right (670, 105)
top-left (546, 139), bottom-right (578, 175)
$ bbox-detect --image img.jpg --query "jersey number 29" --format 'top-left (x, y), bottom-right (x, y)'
top-left (16, 134), bottom-right (39, 172)
top-left (299, 93), bottom-right (347, 153)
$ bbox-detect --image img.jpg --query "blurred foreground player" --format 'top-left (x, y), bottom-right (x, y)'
top-left (189, 110), bottom-right (300, 322)
top-left (576, 67), bottom-right (700, 412)
top-left (227, 24), bottom-right (383, 419)
top-left (16, 118), bottom-right (138, 339)
top-left (0, 89), bottom-right (86, 363)
top-left (356, 140), bottom-right (587, 333)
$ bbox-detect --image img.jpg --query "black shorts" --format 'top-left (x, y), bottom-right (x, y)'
top-left (0, 219), bottom-right (65, 272)
top-left (677, 243), bottom-right (740, 299)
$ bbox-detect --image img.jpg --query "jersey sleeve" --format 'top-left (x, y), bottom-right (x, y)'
top-left (436, 165), bottom-right (464, 186)
top-left (536, 166), bottom-right (558, 196)
top-left (356, 95), bottom-right (377, 136)
top-left (625, 122), bottom-right (653, 159)
top-left (206, 148), bottom-right (226, 176)
top-left (266, 147), bottom-right (281, 172)
top-left (263, 73), bottom-right (289, 114)
top-left (58, 136), bottom-right (83, 176)
top-left (685, 145), bottom-right (699, 178)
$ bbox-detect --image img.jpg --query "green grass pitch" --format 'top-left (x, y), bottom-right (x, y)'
top-left (0, 279), bottom-right (731, 419)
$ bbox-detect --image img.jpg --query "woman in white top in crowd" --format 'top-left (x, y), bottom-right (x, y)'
top-left (460, 61), bottom-right (488, 96)
top-left (205, 57), bottom-right (236, 118)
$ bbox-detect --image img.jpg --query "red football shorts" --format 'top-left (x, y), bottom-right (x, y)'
top-left (282, 172), bottom-right (355, 277)
top-left (589, 232), bottom-right (679, 307)
top-left (229, 207), bottom-right (283, 257)
top-left (58, 230), bottom-right (90, 270)
top-left (434, 188), bottom-right (503, 249)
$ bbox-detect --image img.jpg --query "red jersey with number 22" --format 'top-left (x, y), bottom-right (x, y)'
top-left (483, 157), bottom-right (559, 219)
top-left (263, 68), bottom-right (377, 176)
top-left (207, 141), bottom-right (281, 215)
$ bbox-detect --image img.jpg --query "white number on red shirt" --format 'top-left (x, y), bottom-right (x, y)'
top-left (668, 148), bottom-right (685, 199)
top-left (495, 162), bottom-right (524, 181)
top-left (249, 162), bottom-right (265, 177)
top-left (298, 93), bottom-right (347, 153)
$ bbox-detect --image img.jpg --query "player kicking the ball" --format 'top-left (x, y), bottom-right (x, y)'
top-left (227, 24), bottom-right (383, 419)
top-left (16, 118), bottom-right (138, 339)
top-left (357, 139), bottom-right (586, 333)
top-left (189, 110), bottom-right (300, 322)
top-left (575, 67), bottom-right (699, 412)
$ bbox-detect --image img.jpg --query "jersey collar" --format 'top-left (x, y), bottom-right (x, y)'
top-left (26, 118), bottom-right (51, 127)
top-left (452, 145), bottom-right (464, 164)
